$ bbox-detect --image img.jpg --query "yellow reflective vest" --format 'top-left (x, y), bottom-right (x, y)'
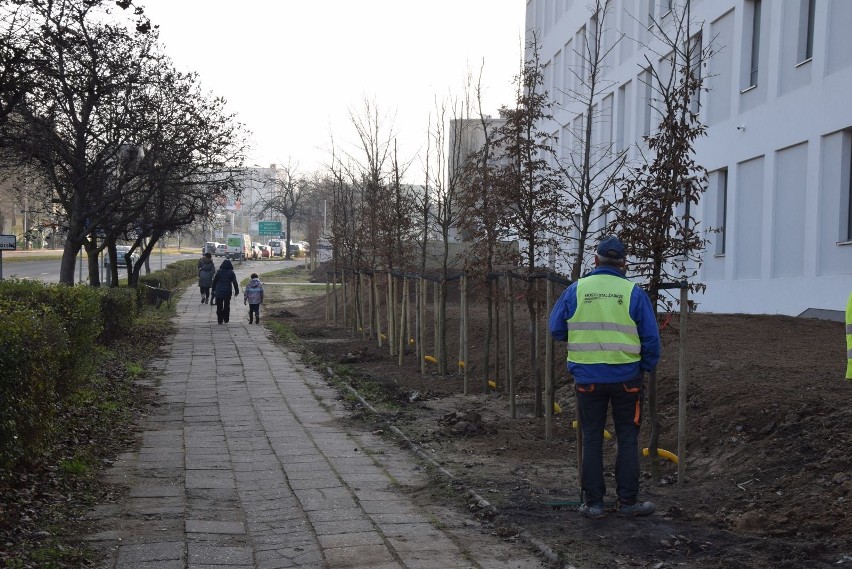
top-left (846, 291), bottom-right (852, 380)
top-left (567, 274), bottom-right (641, 365)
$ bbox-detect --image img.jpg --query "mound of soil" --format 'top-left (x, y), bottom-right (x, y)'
top-left (277, 281), bottom-right (852, 569)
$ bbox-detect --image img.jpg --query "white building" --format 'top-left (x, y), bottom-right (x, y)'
top-left (527, 0), bottom-right (852, 316)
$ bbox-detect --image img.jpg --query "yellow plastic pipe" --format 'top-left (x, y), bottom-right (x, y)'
top-left (487, 380), bottom-right (496, 389)
top-left (642, 447), bottom-right (679, 464)
top-left (423, 355), bottom-right (437, 364)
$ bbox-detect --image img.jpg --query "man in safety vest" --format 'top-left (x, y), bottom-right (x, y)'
top-left (549, 235), bottom-right (660, 519)
top-left (846, 291), bottom-right (852, 380)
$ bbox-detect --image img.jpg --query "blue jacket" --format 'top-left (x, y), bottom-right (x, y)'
top-left (548, 266), bottom-right (660, 383)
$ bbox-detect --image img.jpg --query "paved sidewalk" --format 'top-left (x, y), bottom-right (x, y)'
top-left (83, 265), bottom-right (549, 569)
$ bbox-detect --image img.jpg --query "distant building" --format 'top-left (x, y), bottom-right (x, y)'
top-left (527, 0), bottom-right (852, 316)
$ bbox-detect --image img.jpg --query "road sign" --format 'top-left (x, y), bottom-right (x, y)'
top-left (258, 221), bottom-right (282, 236)
top-left (0, 235), bottom-right (16, 250)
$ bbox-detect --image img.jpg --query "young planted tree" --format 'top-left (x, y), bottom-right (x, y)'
top-left (492, 36), bottom-right (565, 416)
top-left (427, 90), bottom-right (472, 376)
top-left (610, 1), bottom-right (711, 311)
top-left (457, 64), bottom-right (514, 393)
top-left (609, 1), bottom-right (712, 480)
top-left (556, 0), bottom-right (627, 281)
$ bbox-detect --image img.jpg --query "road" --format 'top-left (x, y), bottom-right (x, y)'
top-left (0, 251), bottom-right (193, 283)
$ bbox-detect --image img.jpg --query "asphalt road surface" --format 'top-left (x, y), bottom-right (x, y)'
top-left (0, 252), bottom-right (192, 283)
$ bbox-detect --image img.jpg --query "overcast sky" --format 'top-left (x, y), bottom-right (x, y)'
top-left (140, 1), bottom-right (526, 182)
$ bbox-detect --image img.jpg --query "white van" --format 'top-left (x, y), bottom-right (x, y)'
top-left (267, 239), bottom-right (284, 257)
top-left (226, 233), bottom-right (251, 261)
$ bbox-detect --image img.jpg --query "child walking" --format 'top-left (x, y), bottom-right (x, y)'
top-left (244, 273), bottom-right (264, 324)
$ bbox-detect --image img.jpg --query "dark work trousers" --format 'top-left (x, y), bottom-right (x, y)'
top-left (215, 296), bottom-right (232, 324)
top-left (575, 378), bottom-right (645, 507)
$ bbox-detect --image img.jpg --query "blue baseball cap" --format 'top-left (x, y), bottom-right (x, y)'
top-left (596, 235), bottom-right (626, 260)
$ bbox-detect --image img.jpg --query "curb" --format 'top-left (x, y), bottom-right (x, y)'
top-left (324, 366), bottom-right (580, 569)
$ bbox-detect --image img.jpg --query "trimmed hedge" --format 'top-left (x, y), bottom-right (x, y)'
top-left (1, 261), bottom-right (199, 476)
top-left (0, 280), bottom-right (102, 393)
top-left (0, 280), bottom-right (138, 475)
top-left (0, 302), bottom-right (68, 471)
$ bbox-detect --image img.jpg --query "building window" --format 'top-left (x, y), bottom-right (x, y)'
top-left (646, 0), bottom-right (656, 29)
top-left (642, 68), bottom-right (653, 137)
top-left (689, 32), bottom-right (703, 114)
top-left (746, 0), bottom-right (762, 88)
top-left (715, 168), bottom-right (728, 255)
top-left (845, 130), bottom-right (852, 242)
top-left (616, 81), bottom-right (629, 152)
top-left (797, 0), bottom-right (816, 64)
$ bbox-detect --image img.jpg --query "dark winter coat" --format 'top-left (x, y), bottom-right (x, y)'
top-left (198, 257), bottom-right (215, 288)
top-left (211, 259), bottom-right (239, 299)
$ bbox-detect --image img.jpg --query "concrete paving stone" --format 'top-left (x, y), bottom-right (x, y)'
top-left (316, 529), bottom-right (386, 550)
top-left (142, 430), bottom-right (183, 447)
top-left (116, 541), bottom-right (184, 564)
top-left (137, 457), bottom-right (184, 469)
top-left (186, 519), bottom-right (246, 534)
top-left (281, 457), bottom-right (331, 469)
top-left (306, 507), bottom-right (368, 523)
top-left (187, 544), bottom-right (254, 565)
top-left (402, 559), bottom-right (476, 569)
top-left (185, 456), bottom-right (232, 470)
top-left (321, 544), bottom-right (396, 567)
top-left (357, 500), bottom-right (419, 515)
top-left (188, 565), bottom-right (254, 569)
top-left (310, 518), bottom-right (376, 535)
top-left (126, 497), bottom-right (185, 517)
top-left (234, 469), bottom-right (286, 483)
top-left (128, 483), bottom-right (184, 498)
top-left (287, 476), bottom-right (343, 491)
top-left (255, 559), bottom-right (298, 569)
top-left (386, 534), bottom-right (459, 554)
top-left (376, 522), bottom-right (440, 538)
top-left (184, 436), bottom-right (227, 447)
top-left (231, 451), bottom-right (277, 464)
top-left (290, 549), bottom-right (326, 566)
top-left (328, 455), bottom-right (381, 468)
top-left (119, 561), bottom-right (184, 569)
top-left (185, 469), bottom-right (236, 489)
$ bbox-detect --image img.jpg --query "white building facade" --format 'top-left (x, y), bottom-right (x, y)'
top-left (527, 0), bottom-right (852, 316)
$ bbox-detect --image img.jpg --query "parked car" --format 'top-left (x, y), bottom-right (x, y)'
top-left (202, 241), bottom-right (219, 255)
top-left (258, 244), bottom-right (271, 258)
top-left (267, 239), bottom-right (283, 257)
top-left (226, 233), bottom-right (252, 261)
top-left (288, 243), bottom-right (302, 257)
top-left (215, 243), bottom-right (228, 257)
top-left (250, 242), bottom-right (262, 260)
top-left (113, 245), bottom-right (139, 267)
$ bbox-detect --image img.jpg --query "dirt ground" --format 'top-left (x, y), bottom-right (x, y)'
top-left (271, 269), bottom-right (852, 569)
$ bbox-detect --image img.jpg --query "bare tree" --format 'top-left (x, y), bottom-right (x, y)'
top-left (492, 35), bottom-right (565, 416)
top-left (457, 62), bottom-right (514, 393)
top-left (427, 89), bottom-right (472, 375)
top-left (611, 0), bottom-right (712, 312)
top-left (556, 0), bottom-right (627, 281)
top-left (261, 163), bottom-right (305, 260)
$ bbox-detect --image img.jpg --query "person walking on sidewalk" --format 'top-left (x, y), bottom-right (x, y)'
top-left (197, 252), bottom-right (215, 304)
top-left (244, 273), bottom-right (264, 324)
top-left (549, 235), bottom-right (660, 519)
top-left (211, 258), bottom-right (239, 324)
